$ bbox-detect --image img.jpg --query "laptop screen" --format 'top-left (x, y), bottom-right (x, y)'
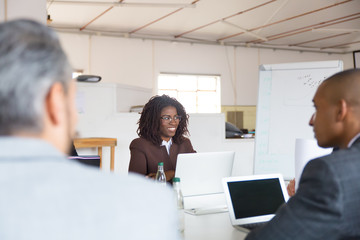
top-left (227, 178), bottom-right (286, 219)
top-left (175, 151), bottom-right (234, 197)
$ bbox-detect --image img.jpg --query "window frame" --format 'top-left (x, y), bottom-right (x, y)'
top-left (157, 73), bottom-right (221, 113)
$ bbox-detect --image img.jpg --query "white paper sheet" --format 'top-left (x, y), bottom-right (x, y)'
top-left (294, 138), bottom-right (332, 190)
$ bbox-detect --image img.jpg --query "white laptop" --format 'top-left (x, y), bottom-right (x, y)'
top-left (222, 174), bottom-right (289, 232)
top-left (175, 151), bottom-right (234, 214)
top-left (175, 151), bottom-right (235, 197)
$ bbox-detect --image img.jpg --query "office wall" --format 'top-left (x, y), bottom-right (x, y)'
top-left (58, 32), bottom-right (353, 107)
top-left (60, 33), bottom-right (352, 176)
top-left (0, 0), bottom-right (46, 23)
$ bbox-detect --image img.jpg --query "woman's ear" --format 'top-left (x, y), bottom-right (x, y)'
top-left (45, 82), bottom-right (66, 126)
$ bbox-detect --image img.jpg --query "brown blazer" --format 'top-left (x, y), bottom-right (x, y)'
top-left (128, 137), bottom-right (196, 177)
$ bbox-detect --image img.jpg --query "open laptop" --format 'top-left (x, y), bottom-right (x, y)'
top-left (175, 151), bottom-right (235, 214)
top-left (222, 174), bottom-right (289, 232)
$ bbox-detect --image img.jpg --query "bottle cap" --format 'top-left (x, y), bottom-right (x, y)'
top-left (158, 162), bottom-right (164, 166)
top-left (173, 177), bottom-right (180, 182)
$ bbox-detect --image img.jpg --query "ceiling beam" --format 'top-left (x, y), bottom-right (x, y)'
top-left (52, 26), bottom-right (353, 54)
top-left (289, 33), bottom-right (352, 46)
top-left (254, 0), bottom-right (289, 35)
top-left (48, 1), bottom-right (196, 8)
top-left (174, 0), bottom-right (276, 38)
top-left (217, 0), bottom-right (353, 41)
top-left (312, 28), bottom-right (360, 33)
top-left (80, 0), bottom-right (124, 31)
top-left (220, 20), bottom-right (268, 41)
top-left (129, 0), bottom-right (199, 34)
top-left (321, 40), bottom-right (360, 49)
top-left (80, 6), bottom-right (114, 31)
top-left (249, 13), bottom-right (360, 44)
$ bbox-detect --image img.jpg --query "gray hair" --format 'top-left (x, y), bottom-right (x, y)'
top-left (0, 19), bottom-right (72, 135)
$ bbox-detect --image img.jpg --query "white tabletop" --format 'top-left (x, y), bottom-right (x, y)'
top-left (180, 193), bottom-right (248, 240)
top-left (182, 210), bottom-right (247, 240)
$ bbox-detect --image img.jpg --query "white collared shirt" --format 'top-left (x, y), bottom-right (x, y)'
top-left (347, 133), bottom-right (360, 148)
top-left (161, 138), bottom-right (173, 155)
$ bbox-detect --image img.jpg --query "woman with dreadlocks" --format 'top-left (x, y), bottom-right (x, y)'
top-left (128, 95), bottom-right (196, 182)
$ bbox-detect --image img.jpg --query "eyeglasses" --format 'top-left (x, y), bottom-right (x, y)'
top-left (160, 115), bottom-right (182, 122)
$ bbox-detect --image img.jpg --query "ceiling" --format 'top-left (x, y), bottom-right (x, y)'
top-left (47, 0), bottom-right (360, 54)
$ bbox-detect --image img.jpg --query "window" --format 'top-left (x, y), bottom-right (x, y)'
top-left (158, 73), bottom-right (221, 113)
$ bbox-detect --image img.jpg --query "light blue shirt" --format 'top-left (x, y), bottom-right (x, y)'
top-left (0, 137), bottom-right (180, 240)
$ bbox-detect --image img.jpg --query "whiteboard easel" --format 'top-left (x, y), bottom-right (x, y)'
top-left (254, 60), bottom-right (343, 179)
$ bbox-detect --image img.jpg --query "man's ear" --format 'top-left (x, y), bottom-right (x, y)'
top-left (336, 99), bottom-right (348, 122)
top-left (45, 82), bottom-right (65, 126)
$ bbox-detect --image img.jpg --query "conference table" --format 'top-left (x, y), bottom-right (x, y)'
top-left (183, 211), bottom-right (247, 240)
top-left (182, 194), bottom-right (248, 240)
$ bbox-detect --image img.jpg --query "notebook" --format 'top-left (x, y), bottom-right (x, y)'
top-left (222, 174), bottom-right (289, 232)
top-left (175, 151), bottom-right (235, 197)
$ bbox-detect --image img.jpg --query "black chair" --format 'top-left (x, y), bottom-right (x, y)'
top-left (225, 122), bottom-right (243, 138)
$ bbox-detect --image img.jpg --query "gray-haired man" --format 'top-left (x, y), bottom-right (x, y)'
top-left (0, 19), bottom-right (179, 240)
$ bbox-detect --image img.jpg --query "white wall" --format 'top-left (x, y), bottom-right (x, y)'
top-left (75, 82), bottom-right (139, 173)
top-left (58, 32), bottom-right (353, 106)
top-left (92, 36), bottom-right (154, 89)
top-left (60, 34), bottom-right (90, 73)
top-left (0, 0), bottom-right (46, 23)
top-left (187, 114), bottom-right (254, 176)
top-left (116, 84), bottom-right (152, 112)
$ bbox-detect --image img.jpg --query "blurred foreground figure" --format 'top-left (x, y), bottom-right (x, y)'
top-left (0, 19), bottom-right (179, 240)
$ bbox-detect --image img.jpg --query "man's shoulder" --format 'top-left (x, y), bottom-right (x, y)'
top-left (103, 172), bottom-right (173, 196)
top-left (304, 144), bottom-right (360, 181)
top-left (63, 162), bottom-right (170, 191)
top-left (3, 159), bottom-right (174, 207)
top-left (324, 143), bottom-right (360, 163)
top-left (1, 160), bottom-right (179, 240)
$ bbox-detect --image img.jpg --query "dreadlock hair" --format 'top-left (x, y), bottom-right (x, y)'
top-left (137, 95), bottom-right (190, 145)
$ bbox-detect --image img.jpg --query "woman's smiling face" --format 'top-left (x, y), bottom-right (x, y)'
top-left (159, 106), bottom-right (180, 142)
